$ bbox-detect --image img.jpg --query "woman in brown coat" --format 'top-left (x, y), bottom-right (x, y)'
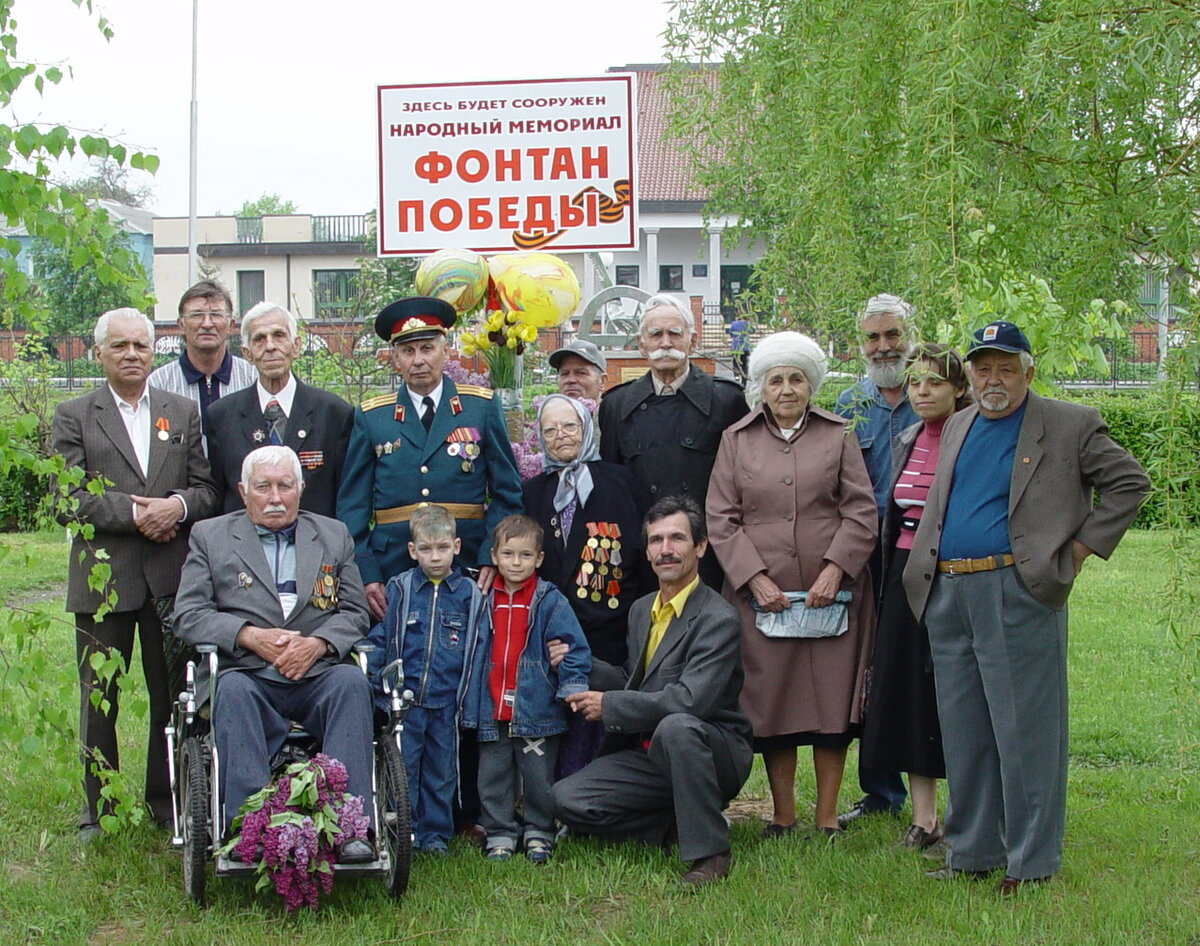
top-left (707, 332), bottom-right (877, 836)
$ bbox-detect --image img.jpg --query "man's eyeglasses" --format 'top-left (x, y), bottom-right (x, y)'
top-left (182, 310), bottom-right (230, 324)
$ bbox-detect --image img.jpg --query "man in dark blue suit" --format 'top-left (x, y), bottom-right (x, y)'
top-left (206, 302), bottom-right (353, 518)
top-left (335, 297), bottom-right (523, 621)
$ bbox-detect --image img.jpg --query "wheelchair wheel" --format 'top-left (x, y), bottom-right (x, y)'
top-left (377, 735), bottom-right (411, 898)
top-left (180, 736), bottom-right (210, 905)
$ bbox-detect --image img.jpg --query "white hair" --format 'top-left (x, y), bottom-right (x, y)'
top-left (94, 308), bottom-right (154, 348)
top-left (860, 293), bottom-right (914, 327)
top-left (240, 445), bottom-right (304, 491)
top-left (241, 301), bottom-right (299, 348)
top-left (639, 293), bottom-right (693, 337)
top-left (1019, 350), bottom-right (1035, 370)
top-left (747, 331), bottom-right (829, 407)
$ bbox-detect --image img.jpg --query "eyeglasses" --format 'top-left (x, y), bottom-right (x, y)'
top-left (541, 421), bottom-right (582, 440)
top-left (182, 310), bottom-right (231, 324)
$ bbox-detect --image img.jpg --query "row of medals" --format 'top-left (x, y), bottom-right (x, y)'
top-left (312, 565), bottom-right (338, 610)
top-left (446, 441), bottom-right (480, 473)
top-left (575, 524), bottom-right (623, 609)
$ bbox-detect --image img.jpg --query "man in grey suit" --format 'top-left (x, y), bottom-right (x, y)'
top-left (205, 301), bottom-right (353, 517)
top-left (52, 308), bottom-right (217, 838)
top-left (903, 321), bottom-right (1149, 893)
top-left (173, 445), bottom-right (375, 862)
top-left (552, 495), bottom-right (753, 887)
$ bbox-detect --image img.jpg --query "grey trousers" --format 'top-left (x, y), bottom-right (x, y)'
top-left (477, 723), bottom-right (560, 850)
top-left (214, 665), bottom-right (375, 831)
top-left (552, 713), bottom-right (752, 863)
top-left (925, 566), bottom-right (1068, 880)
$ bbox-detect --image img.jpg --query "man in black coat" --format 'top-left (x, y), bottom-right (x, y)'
top-left (597, 293), bottom-right (748, 588)
top-left (206, 302), bottom-right (353, 517)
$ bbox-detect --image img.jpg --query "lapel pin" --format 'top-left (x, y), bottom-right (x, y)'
top-left (238, 572), bottom-right (253, 588)
top-left (252, 430), bottom-right (266, 443)
top-left (1022, 457), bottom-right (1030, 463)
top-left (297, 429), bottom-right (307, 439)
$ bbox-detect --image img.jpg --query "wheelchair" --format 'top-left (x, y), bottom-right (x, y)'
top-left (165, 643), bottom-right (414, 906)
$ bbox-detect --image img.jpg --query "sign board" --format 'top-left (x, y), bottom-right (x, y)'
top-left (377, 75), bottom-right (638, 256)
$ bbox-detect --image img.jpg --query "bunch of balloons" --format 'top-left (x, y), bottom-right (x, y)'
top-left (414, 248), bottom-right (581, 359)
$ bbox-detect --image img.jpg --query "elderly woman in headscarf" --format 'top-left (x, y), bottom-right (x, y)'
top-left (522, 393), bottom-right (652, 777)
top-left (707, 332), bottom-right (877, 837)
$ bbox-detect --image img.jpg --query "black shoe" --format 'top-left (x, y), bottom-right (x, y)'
top-left (336, 838), bottom-right (375, 864)
top-left (837, 799), bottom-right (898, 828)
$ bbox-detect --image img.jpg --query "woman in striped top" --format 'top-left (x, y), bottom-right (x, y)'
top-left (860, 344), bottom-right (971, 849)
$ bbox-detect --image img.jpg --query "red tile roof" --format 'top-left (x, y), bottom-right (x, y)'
top-left (610, 64), bottom-right (716, 204)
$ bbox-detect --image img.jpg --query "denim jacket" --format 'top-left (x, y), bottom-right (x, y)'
top-left (835, 378), bottom-right (919, 518)
top-left (366, 566), bottom-right (484, 714)
top-left (461, 578), bottom-right (591, 740)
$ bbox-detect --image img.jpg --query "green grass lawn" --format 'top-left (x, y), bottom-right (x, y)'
top-left (0, 529), bottom-right (1196, 945)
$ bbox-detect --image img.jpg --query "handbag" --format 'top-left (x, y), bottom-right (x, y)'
top-left (750, 590), bottom-right (852, 639)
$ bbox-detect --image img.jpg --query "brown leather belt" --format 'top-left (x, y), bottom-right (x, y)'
top-left (375, 502), bottom-right (485, 525)
top-left (937, 554), bottom-right (1015, 575)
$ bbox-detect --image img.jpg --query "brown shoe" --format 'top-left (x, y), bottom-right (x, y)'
top-left (998, 875), bottom-right (1051, 895)
top-left (456, 823), bottom-right (487, 848)
top-left (681, 851), bottom-right (733, 887)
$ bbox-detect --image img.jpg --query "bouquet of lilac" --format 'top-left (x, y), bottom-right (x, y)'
top-left (218, 753), bottom-right (370, 913)
top-left (510, 394), bottom-right (597, 482)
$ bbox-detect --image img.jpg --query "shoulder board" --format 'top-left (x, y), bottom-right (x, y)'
top-left (453, 384), bottom-right (494, 400)
top-left (360, 394), bottom-right (395, 412)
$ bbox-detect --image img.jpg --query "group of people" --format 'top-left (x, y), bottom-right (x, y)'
top-left (56, 281), bottom-right (1150, 894)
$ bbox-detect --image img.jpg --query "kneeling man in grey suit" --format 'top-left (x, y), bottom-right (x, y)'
top-left (552, 495), bottom-right (753, 886)
top-left (174, 445), bottom-right (376, 862)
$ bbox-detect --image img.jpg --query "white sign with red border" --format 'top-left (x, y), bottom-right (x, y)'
top-left (377, 75), bottom-right (638, 256)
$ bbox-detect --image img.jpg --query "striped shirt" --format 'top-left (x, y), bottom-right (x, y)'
top-left (892, 417), bottom-right (946, 551)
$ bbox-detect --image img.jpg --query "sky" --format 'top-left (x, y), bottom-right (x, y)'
top-left (9, 0), bottom-right (674, 217)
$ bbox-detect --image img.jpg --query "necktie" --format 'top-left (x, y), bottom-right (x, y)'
top-left (264, 400), bottom-right (286, 445)
top-left (421, 395), bottom-right (435, 432)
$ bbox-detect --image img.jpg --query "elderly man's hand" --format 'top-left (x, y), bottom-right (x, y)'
top-left (273, 635), bottom-right (327, 681)
top-left (365, 582), bottom-right (387, 621)
top-left (565, 690), bottom-right (604, 722)
top-left (475, 565), bottom-right (497, 591)
top-left (132, 495), bottom-right (185, 542)
top-left (237, 625), bottom-right (298, 663)
top-left (749, 572), bottom-right (790, 612)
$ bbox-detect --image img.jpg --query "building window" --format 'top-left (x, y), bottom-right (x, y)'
top-left (237, 270), bottom-right (265, 317)
top-left (615, 265), bottom-right (639, 287)
top-left (312, 269), bottom-right (360, 320)
top-left (692, 264), bottom-right (708, 278)
top-left (659, 265), bottom-right (683, 291)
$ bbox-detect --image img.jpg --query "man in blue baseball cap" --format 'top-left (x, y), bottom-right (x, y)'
top-left (903, 319), bottom-right (1149, 893)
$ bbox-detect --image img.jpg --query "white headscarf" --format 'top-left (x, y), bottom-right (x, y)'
top-left (536, 394), bottom-right (600, 512)
top-left (746, 331), bottom-right (829, 408)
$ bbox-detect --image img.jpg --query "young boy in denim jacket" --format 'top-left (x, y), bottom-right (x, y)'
top-left (367, 504), bottom-right (482, 854)
top-left (463, 515), bottom-right (591, 864)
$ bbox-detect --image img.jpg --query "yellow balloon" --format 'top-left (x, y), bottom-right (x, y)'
top-left (487, 253), bottom-right (581, 329)
top-left (415, 248), bottom-right (489, 315)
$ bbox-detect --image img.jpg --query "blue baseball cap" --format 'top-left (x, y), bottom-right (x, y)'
top-left (966, 321), bottom-right (1031, 358)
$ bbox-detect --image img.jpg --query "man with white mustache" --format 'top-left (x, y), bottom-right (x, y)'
top-left (598, 294), bottom-right (748, 589)
top-left (834, 293), bottom-right (919, 826)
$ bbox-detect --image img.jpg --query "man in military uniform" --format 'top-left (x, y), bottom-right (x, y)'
top-left (598, 293), bottom-right (748, 588)
top-left (335, 296), bottom-right (524, 620)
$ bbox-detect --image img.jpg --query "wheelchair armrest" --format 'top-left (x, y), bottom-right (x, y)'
top-left (353, 641), bottom-right (375, 654)
top-left (195, 643), bottom-right (218, 655)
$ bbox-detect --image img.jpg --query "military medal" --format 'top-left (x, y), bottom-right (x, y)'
top-left (297, 429), bottom-right (307, 440)
top-left (312, 564), bottom-right (338, 609)
top-left (449, 395), bottom-right (463, 416)
top-left (155, 417), bottom-right (170, 441)
top-left (395, 404), bottom-right (406, 423)
top-left (237, 572), bottom-right (253, 588)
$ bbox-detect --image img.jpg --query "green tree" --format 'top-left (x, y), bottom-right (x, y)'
top-left (29, 233), bottom-right (148, 335)
top-left (663, 1), bottom-right (1200, 342)
top-left (234, 192), bottom-right (297, 216)
top-left (0, 0), bottom-right (161, 830)
top-left (62, 156), bottom-right (154, 207)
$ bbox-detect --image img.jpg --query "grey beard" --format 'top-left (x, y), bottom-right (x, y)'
top-left (866, 359), bottom-right (905, 390)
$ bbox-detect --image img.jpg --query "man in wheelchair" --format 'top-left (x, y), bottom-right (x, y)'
top-left (174, 444), bottom-right (376, 863)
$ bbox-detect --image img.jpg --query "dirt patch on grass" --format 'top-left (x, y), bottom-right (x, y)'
top-left (725, 795), bottom-right (771, 824)
top-left (89, 919), bottom-right (145, 945)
